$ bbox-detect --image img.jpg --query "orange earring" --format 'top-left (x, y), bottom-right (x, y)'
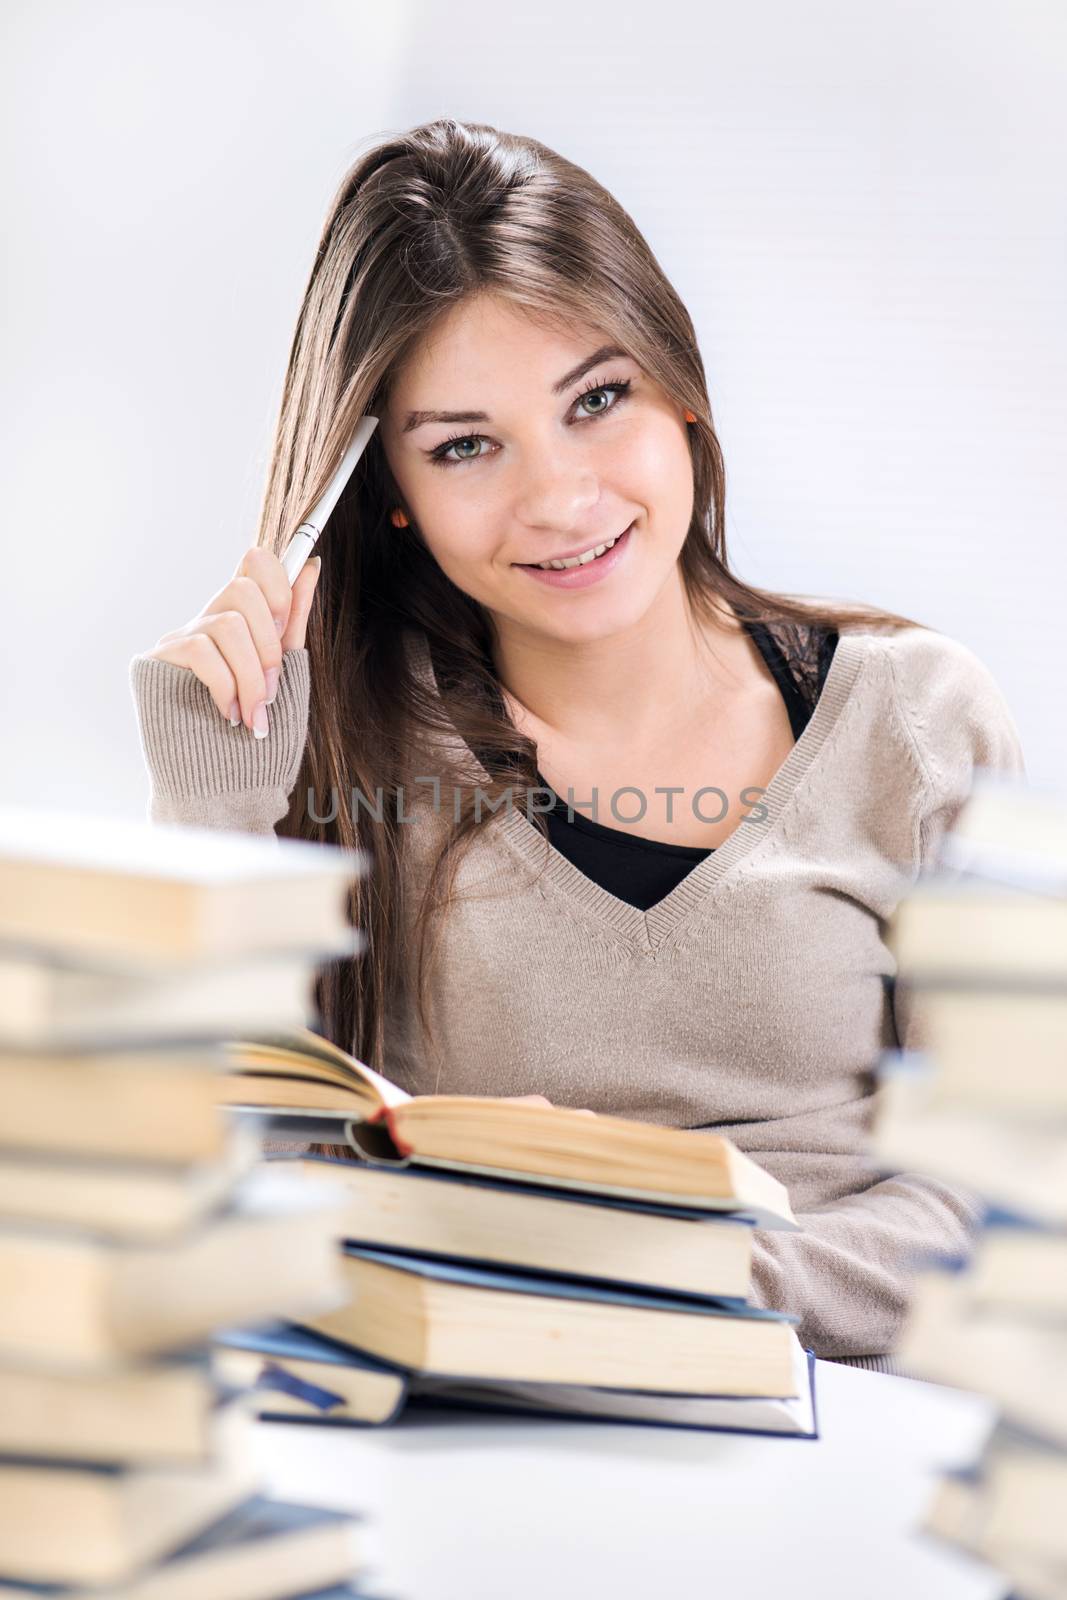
top-left (390, 507), bottom-right (409, 528)
top-left (684, 410), bottom-right (697, 424)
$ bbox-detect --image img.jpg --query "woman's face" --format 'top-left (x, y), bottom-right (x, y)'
top-left (378, 294), bottom-right (695, 648)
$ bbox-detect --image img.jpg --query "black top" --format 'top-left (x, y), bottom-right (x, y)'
top-left (529, 620), bottom-right (838, 912)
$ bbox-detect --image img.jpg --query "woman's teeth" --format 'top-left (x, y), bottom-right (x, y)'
top-left (533, 530), bottom-right (624, 570)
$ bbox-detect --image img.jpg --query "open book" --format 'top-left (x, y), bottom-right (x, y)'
top-left (217, 1027), bottom-right (798, 1228)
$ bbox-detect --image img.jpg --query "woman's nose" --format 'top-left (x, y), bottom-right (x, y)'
top-left (511, 459), bottom-right (600, 530)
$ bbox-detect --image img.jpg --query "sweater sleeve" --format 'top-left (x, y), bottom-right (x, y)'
top-left (127, 649), bottom-right (311, 835)
top-left (128, 647), bottom-right (316, 1159)
top-left (746, 627), bottom-right (1027, 1360)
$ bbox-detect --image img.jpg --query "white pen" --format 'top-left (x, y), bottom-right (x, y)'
top-left (279, 415), bottom-right (380, 585)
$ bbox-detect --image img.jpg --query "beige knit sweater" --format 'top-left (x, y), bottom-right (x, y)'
top-left (128, 618), bottom-right (1026, 1370)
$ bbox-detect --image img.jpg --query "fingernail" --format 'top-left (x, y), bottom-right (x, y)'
top-left (274, 616), bottom-right (286, 636)
top-left (253, 702), bottom-right (269, 739)
top-left (228, 699), bottom-right (241, 726)
top-left (264, 666), bottom-right (279, 705)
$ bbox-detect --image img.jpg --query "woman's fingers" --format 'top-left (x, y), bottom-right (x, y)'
top-left (233, 545), bottom-right (298, 635)
top-left (197, 608), bottom-right (272, 732)
top-left (159, 631), bottom-right (240, 726)
top-left (208, 575), bottom-right (284, 704)
top-left (143, 544), bottom-right (317, 732)
top-left (281, 557), bottom-right (322, 652)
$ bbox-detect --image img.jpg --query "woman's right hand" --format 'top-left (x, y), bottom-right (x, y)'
top-left (143, 547), bottom-right (322, 738)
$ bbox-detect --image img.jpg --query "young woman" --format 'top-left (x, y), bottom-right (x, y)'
top-left (131, 118), bottom-right (1025, 1370)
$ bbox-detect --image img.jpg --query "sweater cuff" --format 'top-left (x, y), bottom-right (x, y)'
top-left (128, 648), bottom-right (311, 832)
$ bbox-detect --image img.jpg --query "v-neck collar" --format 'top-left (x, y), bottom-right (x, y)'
top-left (404, 626), bottom-right (871, 953)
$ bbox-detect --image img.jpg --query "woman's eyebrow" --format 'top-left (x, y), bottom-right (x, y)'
top-left (400, 345), bottom-right (631, 434)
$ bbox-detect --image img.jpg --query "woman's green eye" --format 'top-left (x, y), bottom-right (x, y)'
top-left (578, 388), bottom-right (611, 415)
top-left (427, 377), bottom-right (632, 469)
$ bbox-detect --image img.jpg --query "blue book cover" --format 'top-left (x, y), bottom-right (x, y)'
top-left (299, 1592), bottom-right (395, 1599)
top-left (216, 1321), bottom-right (402, 1372)
top-left (406, 1346), bottom-right (820, 1441)
top-left (979, 1201), bottom-right (1066, 1235)
top-left (0, 1499), bottom-right (369, 1595)
top-left (166, 1496), bottom-right (362, 1552)
top-left (214, 1323), bottom-right (408, 1425)
top-left (343, 1243), bottom-right (800, 1324)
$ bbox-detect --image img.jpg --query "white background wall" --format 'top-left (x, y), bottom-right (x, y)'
top-left (2, 0), bottom-right (1063, 819)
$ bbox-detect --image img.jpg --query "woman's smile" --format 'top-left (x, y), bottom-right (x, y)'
top-left (514, 520), bottom-right (635, 588)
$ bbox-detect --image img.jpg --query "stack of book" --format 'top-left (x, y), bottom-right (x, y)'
top-left (870, 776), bottom-right (1067, 1600)
top-left (213, 1028), bottom-right (819, 1439)
top-left (0, 805), bottom-right (380, 1598)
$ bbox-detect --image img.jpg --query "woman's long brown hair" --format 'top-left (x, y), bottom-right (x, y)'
top-left (258, 117), bottom-right (923, 1086)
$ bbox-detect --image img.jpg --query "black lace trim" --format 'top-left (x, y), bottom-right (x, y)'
top-left (753, 618), bottom-right (839, 717)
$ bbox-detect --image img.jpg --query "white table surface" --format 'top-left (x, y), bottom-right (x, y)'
top-left (251, 1359), bottom-right (1010, 1600)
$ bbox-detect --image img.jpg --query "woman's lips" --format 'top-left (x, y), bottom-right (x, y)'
top-left (516, 523), bottom-right (634, 589)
